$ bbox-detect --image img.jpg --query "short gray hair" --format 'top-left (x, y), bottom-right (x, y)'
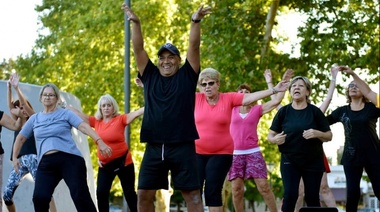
top-left (39, 83), bottom-right (61, 102)
top-left (199, 68), bottom-right (220, 84)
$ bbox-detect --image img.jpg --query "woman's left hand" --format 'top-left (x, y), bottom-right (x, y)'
top-left (303, 129), bottom-right (318, 139)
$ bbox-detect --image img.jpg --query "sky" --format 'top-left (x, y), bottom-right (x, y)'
top-left (0, 0), bottom-right (41, 61)
top-left (0, 1), bottom-right (304, 61)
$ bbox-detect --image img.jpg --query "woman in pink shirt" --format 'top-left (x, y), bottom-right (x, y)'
top-left (194, 68), bottom-right (289, 212)
top-left (228, 69), bottom-right (293, 212)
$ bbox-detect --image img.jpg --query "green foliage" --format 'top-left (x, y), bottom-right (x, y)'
top-left (1, 0), bottom-right (378, 205)
top-left (296, 0), bottom-right (379, 100)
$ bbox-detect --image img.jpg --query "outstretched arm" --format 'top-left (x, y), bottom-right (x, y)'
top-left (122, 4), bottom-right (149, 76)
top-left (66, 105), bottom-right (90, 124)
top-left (7, 80), bottom-right (16, 120)
top-left (319, 65), bottom-right (340, 113)
top-left (340, 66), bottom-right (378, 106)
top-left (126, 107), bottom-right (144, 124)
top-left (0, 112), bottom-right (22, 131)
top-left (242, 80), bottom-right (289, 106)
top-left (187, 5), bottom-right (211, 73)
top-left (261, 69), bottom-right (293, 114)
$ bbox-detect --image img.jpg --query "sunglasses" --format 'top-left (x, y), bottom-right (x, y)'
top-left (200, 81), bottom-right (216, 88)
top-left (348, 84), bottom-right (358, 88)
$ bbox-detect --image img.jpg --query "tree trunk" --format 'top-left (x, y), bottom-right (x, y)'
top-left (261, 0), bottom-right (280, 63)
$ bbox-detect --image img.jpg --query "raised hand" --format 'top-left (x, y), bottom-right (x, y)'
top-left (264, 69), bottom-right (272, 83)
top-left (274, 80), bottom-right (290, 92)
top-left (339, 65), bottom-right (354, 75)
top-left (9, 73), bottom-right (20, 88)
top-left (282, 69), bottom-right (294, 82)
top-left (121, 4), bottom-right (140, 23)
top-left (330, 65), bottom-right (340, 79)
top-left (191, 5), bottom-right (212, 21)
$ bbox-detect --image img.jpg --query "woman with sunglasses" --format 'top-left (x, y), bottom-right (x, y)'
top-left (267, 76), bottom-right (333, 212)
top-left (5, 73), bottom-right (57, 212)
top-left (340, 66), bottom-right (380, 108)
top-left (12, 83), bottom-right (111, 212)
top-left (326, 69), bottom-right (380, 212)
top-left (194, 67), bottom-right (289, 212)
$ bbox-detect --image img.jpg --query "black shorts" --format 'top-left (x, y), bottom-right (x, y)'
top-left (138, 141), bottom-right (200, 191)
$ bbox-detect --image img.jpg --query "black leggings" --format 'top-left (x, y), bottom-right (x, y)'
top-left (280, 155), bottom-right (323, 212)
top-left (97, 163), bottom-right (137, 212)
top-left (33, 152), bottom-right (96, 212)
top-left (344, 164), bottom-right (380, 212)
top-left (196, 154), bottom-right (233, 206)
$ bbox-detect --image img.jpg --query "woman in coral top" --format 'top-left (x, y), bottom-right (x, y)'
top-left (68, 94), bottom-right (143, 212)
top-left (194, 68), bottom-right (289, 212)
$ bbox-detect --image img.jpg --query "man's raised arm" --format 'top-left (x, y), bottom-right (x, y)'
top-left (122, 4), bottom-right (149, 76)
top-left (187, 5), bottom-right (211, 73)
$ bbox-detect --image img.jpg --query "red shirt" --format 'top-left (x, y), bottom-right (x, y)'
top-left (89, 115), bottom-right (133, 165)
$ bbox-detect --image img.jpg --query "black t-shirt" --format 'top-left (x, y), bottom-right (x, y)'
top-left (270, 104), bottom-right (331, 171)
top-left (138, 59), bottom-right (200, 144)
top-left (327, 102), bottom-right (380, 166)
top-left (11, 130), bottom-right (37, 160)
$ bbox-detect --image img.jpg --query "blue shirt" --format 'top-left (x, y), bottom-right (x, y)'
top-left (20, 108), bottom-right (83, 164)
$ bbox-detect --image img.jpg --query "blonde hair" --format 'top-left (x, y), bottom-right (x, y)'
top-left (345, 81), bottom-right (368, 104)
top-left (289, 76), bottom-right (312, 103)
top-left (199, 68), bottom-right (220, 84)
top-left (94, 94), bottom-right (120, 120)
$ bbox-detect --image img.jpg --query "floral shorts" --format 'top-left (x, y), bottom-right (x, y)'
top-left (228, 151), bottom-right (268, 181)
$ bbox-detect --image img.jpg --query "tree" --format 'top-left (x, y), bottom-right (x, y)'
top-left (1, 0), bottom-right (378, 207)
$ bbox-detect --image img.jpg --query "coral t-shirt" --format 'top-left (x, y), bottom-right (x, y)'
top-left (195, 92), bottom-right (244, 154)
top-left (89, 115), bottom-right (132, 165)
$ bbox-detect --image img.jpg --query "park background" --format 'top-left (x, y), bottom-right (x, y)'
top-left (0, 0), bottom-right (379, 211)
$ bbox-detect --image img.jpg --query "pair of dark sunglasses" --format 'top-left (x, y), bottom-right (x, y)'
top-left (200, 81), bottom-right (216, 88)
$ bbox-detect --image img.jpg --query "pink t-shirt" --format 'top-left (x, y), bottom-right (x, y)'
top-left (195, 92), bottom-right (244, 154)
top-left (230, 105), bottom-right (262, 151)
